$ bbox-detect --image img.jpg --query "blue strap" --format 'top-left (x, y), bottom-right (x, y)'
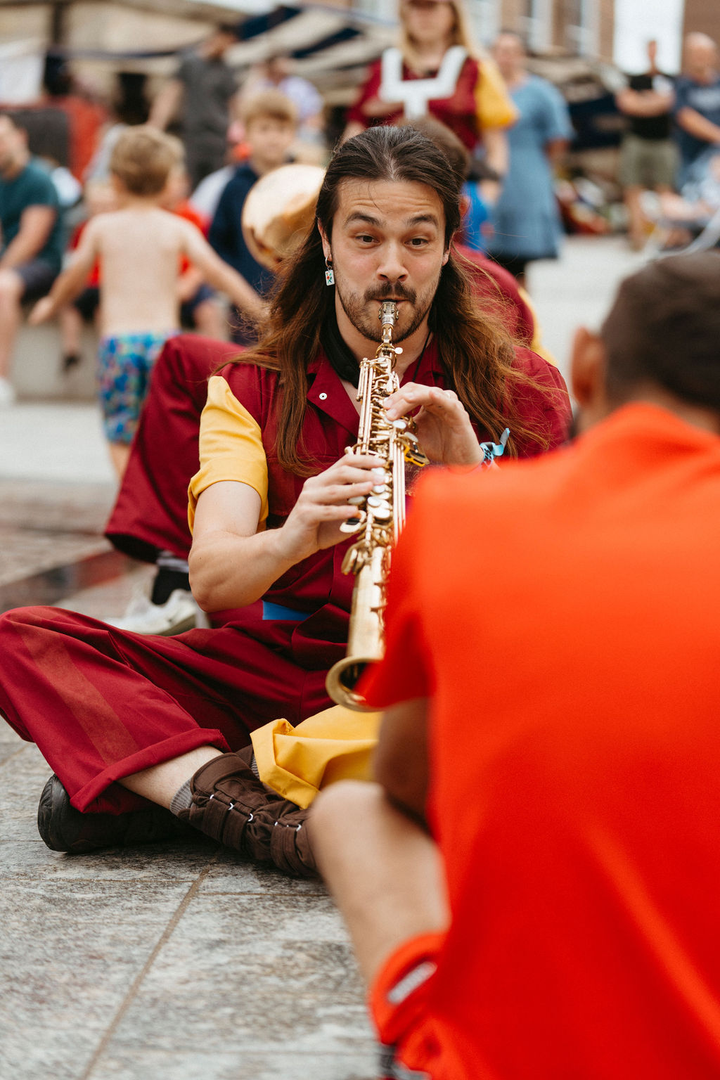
top-left (262, 601), bottom-right (309, 622)
top-left (480, 426), bottom-right (510, 465)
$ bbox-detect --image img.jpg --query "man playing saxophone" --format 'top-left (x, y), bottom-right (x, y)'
top-left (0, 126), bottom-right (569, 876)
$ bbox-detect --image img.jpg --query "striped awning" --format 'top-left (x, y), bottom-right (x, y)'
top-left (53, 4), bottom-right (395, 100)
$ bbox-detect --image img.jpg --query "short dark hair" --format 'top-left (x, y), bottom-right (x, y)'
top-left (601, 253), bottom-right (720, 409)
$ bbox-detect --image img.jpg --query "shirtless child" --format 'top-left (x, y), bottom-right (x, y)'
top-left (31, 126), bottom-right (264, 477)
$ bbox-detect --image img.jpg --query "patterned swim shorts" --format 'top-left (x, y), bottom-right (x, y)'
top-left (97, 330), bottom-right (178, 445)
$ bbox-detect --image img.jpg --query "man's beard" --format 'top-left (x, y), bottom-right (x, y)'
top-left (335, 275), bottom-right (439, 343)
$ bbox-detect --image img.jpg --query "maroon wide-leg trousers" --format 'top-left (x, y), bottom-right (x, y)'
top-left (0, 334), bottom-right (337, 816)
top-left (0, 604), bottom-right (339, 815)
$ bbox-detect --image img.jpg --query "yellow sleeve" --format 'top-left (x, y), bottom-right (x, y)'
top-left (187, 374), bottom-right (269, 533)
top-left (474, 56), bottom-right (518, 130)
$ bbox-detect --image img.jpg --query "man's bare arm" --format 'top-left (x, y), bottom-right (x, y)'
top-left (148, 79), bottom-right (183, 130)
top-left (0, 205), bottom-right (56, 271)
top-left (480, 126), bottom-right (509, 206)
top-left (676, 106), bottom-right (720, 145)
top-left (373, 697), bottom-right (431, 826)
top-left (616, 88), bottom-right (674, 117)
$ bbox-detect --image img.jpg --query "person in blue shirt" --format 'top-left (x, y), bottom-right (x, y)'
top-left (0, 112), bottom-right (63, 406)
top-left (674, 33), bottom-right (720, 188)
top-left (487, 32), bottom-right (572, 286)
top-left (209, 90), bottom-right (297, 342)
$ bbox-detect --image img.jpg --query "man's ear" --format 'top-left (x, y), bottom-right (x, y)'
top-left (317, 221), bottom-right (331, 263)
top-left (442, 247), bottom-right (450, 266)
top-left (571, 326), bottom-right (606, 410)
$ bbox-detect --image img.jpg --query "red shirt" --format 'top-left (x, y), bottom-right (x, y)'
top-left (190, 341), bottom-right (569, 659)
top-left (365, 404), bottom-right (720, 1079)
top-left (347, 56), bottom-right (503, 152)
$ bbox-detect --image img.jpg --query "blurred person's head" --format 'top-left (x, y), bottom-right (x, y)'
top-left (265, 55), bottom-right (291, 84)
top-left (492, 31), bottom-right (526, 82)
top-left (572, 253), bottom-right (720, 434)
top-left (684, 33), bottom-right (718, 81)
top-left (0, 113), bottom-right (30, 178)
top-left (399, 0), bottom-right (475, 66)
top-left (241, 91), bottom-right (297, 173)
top-left (109, 125), bottom-right (181, 200)
top-left (203, 24), bottom-right (238, 60)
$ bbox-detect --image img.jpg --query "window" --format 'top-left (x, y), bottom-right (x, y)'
top-left (519, 0), bottom-right (552, 53)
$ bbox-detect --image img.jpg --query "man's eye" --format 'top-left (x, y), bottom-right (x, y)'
top-left (356, 234), bottom-right (376, 244)
top-left (409, 237), bottom-right (430, 247)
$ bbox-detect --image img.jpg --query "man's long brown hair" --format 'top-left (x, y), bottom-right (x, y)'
top-left (236, 126), bottom-right (552, 475)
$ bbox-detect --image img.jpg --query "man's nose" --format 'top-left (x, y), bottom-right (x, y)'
top-left (377, 242), bottom-right (408, 281)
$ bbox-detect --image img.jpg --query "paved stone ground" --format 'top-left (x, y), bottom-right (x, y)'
top-left (0, 236), bottom-right (643, 1080)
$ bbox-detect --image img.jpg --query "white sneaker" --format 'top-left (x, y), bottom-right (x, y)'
top-left (106, 588), bottom-right (200, 636)
top-left (0, 377), bottom-right (16, 407)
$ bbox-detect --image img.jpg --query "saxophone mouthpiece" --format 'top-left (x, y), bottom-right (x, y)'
top-left (379, 301), bottom-right (398, 327)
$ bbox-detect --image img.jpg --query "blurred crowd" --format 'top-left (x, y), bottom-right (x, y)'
top-left (0, 2), bottom-right (719, 428)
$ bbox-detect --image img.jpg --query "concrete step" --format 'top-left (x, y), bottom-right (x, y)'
top-left (10, 321), bottom-right (97, 402)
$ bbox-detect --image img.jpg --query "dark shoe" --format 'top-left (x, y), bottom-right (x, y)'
top-left (61, 352), bottom-right (81, 372)
top-left (38, 774), bottom-right (188, 854)
top-left (178, 750), bottom-right (317, 878)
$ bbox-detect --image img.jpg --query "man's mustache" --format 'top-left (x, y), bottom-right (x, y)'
top-left (364, 283), bottom-right (417, 303)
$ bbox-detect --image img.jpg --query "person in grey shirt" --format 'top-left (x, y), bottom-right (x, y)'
top-left (150, 24), bottom-right (240, 190)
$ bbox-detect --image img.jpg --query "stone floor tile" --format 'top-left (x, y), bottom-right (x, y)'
top-left (0, 877), bottom-right (198, 1074)
top-left (201, 856), bottom-right (329, 897)
top-left (0, 1025), bottom-right (105, 1080)
top-left (90, 1049), bottom-right (376, 1080)
top-left (108, 893), bottom-right (373, 1054)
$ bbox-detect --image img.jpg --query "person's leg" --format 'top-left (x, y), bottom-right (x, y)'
top-left (0, 603), bottom-right (321, 872)
top-left (108, 440), bottom-right (131, 479)
top-left (58, 303), bottom-right (84, 370)
top-left (312, 781), bottom-right (449, 985)
top-left (624, 184), bottom-right (646, 249)
top-left (0, 268), bottom-right (24, 381)
top-left (105, 333), bottom-right (237, 565)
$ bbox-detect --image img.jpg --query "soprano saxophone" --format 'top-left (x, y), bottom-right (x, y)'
top-left (325, 301), bottom-right (428, 711)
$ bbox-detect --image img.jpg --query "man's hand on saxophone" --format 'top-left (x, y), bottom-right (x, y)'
top-left (190, 454), bottom-right (385, 613)
top-left (382, 383), bottom-right (484, 467)
top-left (276, 453), bottom-right (387, 564)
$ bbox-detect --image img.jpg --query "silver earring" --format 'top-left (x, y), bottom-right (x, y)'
top-left (324, 257), bottom-right (335, 286)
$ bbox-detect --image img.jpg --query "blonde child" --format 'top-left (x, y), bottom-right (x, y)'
top-left (31, 126), bottom-right (264, 477)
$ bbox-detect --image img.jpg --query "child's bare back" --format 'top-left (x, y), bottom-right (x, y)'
top-left (84, 206), bottom-right (200, 336)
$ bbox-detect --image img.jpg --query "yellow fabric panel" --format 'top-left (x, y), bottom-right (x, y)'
top-left (187, 374), bottom-right (269, 533)
top-left (518, 286), bottom-right (558, 367)
top-left (251, 705), bottom-right (382, 809)
top-left (475, 56), bottom-right (518, 130)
